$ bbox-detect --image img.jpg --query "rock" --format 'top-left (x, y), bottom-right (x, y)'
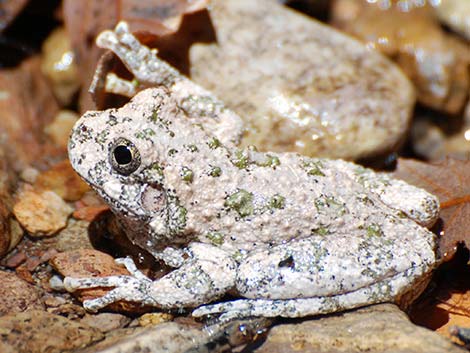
top-left (80, 313), bottom-right (131, 333)
top-left (0, 271), bottom-right (44, 315)
top-left (43, 110), bottom-right (80, 150)
top-left (40, 27), bottom-right (80, 106)
top-left (0, 310), bottom-right (103, 353)
top-left (187, 0), bottom-right (415, 160)
top-left (72, 205), bottom-right (109, 222)
top-left (331, 0), bottom-right (470, 115)
top-left (34, 159), bottom-right (90, 201)
top-left (411, 103), bottom-right (470, 160)
top-left (96, 324), bottom-right (207, 352)
top-left (435, 0), bottom-right (470, 41)
top-left (80, 318), bottom-right (270, 353)
top-left (13, 187), bottom-right (73, 237)
top-left (53, 219), bottom-right (94, 252)
top-left (254, 304), bottom-right (465, 353)
top-left (138, 312), bottom-right (174, 327)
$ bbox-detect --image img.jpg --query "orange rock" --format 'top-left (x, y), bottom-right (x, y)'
top-left (34, 160), bottom-right (90, 202)
top-left (13, 186), bottom-right (73, 237)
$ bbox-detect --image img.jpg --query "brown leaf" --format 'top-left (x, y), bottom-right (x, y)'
top-left (393, 158), bottom-right (470, 260)
top-left (409, 260), bottom-right (470, 346)
top-left (0, 57), bottom-right (62, 170)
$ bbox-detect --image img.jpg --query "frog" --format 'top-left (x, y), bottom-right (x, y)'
top-left (64, 22), bottom-right (440, 321)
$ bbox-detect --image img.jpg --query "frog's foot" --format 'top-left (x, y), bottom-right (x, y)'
top-left (63, 257), bottom-right (157, 312)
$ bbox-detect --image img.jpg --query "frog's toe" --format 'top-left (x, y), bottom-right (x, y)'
top-left (63, 275), bottom-right (127, 291)
top-left (115, 257), bottom-right (148, 280)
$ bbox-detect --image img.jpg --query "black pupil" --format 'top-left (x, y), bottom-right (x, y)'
top-left (113, 145), bottom-right (132, 165)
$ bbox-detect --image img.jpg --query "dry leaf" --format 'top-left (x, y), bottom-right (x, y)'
top-left (0, 57), bottom-right (61, 170)
top-left (393, 158), bottom-right (470, 260)
top-left (410, 261), bottom-right (470, 346)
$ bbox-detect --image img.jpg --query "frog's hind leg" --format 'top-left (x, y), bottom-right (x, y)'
top-left (192, 226), bottom-right (436, 320)
top-left (192, 270), bottom-right (430, 321)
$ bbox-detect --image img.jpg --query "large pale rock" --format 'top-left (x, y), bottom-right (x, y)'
top-left (254, 304), bottom-right (465, 353)
top-left (332, 0), bottom-right (470, 115)
top-left (435, 0), bottom-right (470, 40)
top-left (188, 0), bottom-right (415, 160)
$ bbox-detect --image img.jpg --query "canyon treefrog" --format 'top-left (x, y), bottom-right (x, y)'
top-left (65, 23), bottom-right (440, 320)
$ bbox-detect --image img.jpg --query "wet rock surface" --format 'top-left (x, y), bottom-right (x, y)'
top-left (254, 304), bottom-right (466, 353)
top-left (331, 0), bottom-right (470, 115)
top-left (188, 0), bottom-right (415, 160)
top-left (0, 310), bottom-right (103, 353)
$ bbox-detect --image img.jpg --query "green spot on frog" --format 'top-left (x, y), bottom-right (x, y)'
top-left (206, 232), bottom-right (224, 246)
top-left (257, 154), bottom-right (281, 168)
top-left (168, 148), bottom-right (178, 156)
top-left (142, 163), bottom-right (164, 184)
top-left (225, 189), bottom-right (254, 218)
top-left (312, 226), bottom-right (330, 236)
top-left (209, 166), bottom-right (222, 177)
top-left (207, 137), bottom-right (221, 149)
top-left (269, 194), bottom-right (285, 209)
top-left (167, 194), bottom-right (187, 235)
top-left (314, 195), bottom-right (347, 215)
top-left (180, 167), bottom-right (194, 183)
top-left (135, 128), bottom-right (156, 140)
top-left (186, 144), bottom-right (198, 153)
top-left (366, 223), bottom-right (384, 237)
top-left (302, 159), bottom-right (325, 177)
top-left (231, 150), bottom-right (250, 169)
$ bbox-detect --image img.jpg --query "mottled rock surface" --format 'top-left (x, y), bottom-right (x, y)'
top-left (13, 187), bottom-right (73, 237)
top-left (188, 0), bottom-right (415, 160)
top-left (254, 304), bottom-right (466, 353)
top-left (0, 271), bottom-right (43, 315)
top-left (0, 310), bottom-right (103, 353)
top-left (78, 322), bottom-right (206, 353)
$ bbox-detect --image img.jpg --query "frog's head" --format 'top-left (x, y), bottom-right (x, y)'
top-left (68, 88), bottom-right (188, 248)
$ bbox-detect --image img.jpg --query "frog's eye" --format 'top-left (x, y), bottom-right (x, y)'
top-left (109, 137), bottom-right (141, 175)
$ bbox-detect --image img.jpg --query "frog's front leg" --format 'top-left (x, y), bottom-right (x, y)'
top-left (64, 243), bottom-right (237, 311)
top-left (96, 21), bottom-right (243, 146)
